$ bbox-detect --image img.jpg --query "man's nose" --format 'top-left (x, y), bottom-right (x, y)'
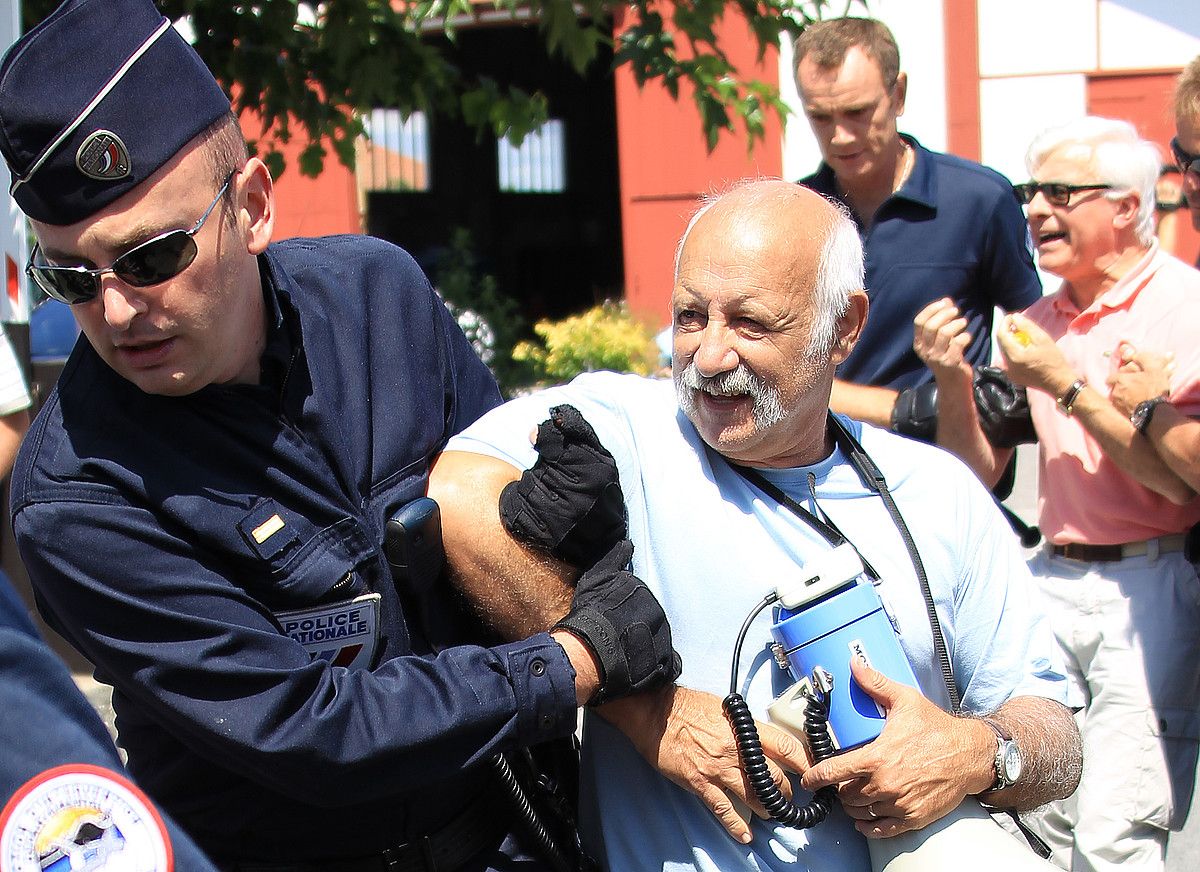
top-left (100, 278), bottom-right (148, 330)
top-left (830, 121), bottom-right (854, 146)
top-left (1025, 191), bottom-right (1053, 219)
top-left (692, 325), bottom-right (739, 377)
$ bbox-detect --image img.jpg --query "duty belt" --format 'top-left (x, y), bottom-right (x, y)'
top-left (222, 784), bottom-right (507, 872)
top-left (1049, 533), bottom-right (1188, 563)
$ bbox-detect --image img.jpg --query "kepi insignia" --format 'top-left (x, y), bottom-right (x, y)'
top-left (76, 130), bottom-right (131, 181)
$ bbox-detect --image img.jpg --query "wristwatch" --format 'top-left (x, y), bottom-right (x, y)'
top-left (1130, 395), bottom-right (1170, 435)
top-left (982, 719), bottom-right (1022, 791)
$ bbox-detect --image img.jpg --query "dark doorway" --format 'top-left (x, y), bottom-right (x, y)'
top-left (365, 25), bottom-right (624, 324)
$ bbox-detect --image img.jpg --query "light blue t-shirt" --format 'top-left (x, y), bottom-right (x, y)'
top-left (448, 372), bottom-right (1066, 872)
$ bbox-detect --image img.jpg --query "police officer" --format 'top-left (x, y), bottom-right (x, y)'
top-left (0, 1), bottom-right (678, 869)
top-left (0, 572), bottom-right (222, 872)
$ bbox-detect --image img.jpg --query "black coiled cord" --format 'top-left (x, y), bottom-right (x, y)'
top-left (724, 594), bottom-right (839, 829)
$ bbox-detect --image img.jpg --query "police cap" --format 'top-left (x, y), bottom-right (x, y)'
top-left (0, 0), bottom-right (232, 225)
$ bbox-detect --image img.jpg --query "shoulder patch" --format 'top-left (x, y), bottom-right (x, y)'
top-left (1, 764), bottom-right (172, 871)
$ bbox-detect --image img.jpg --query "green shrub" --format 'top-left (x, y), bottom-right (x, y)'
top-left (513, 301), bottom-right (661, 385)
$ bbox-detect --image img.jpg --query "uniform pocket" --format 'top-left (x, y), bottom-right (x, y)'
top-left (234, 498), bottom-right (377, 608)
top-left (1154, 707), bottom-right (1200, 831)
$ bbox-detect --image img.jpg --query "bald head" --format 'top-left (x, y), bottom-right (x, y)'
top-left (676, 180), bottom-right (864, 357)
top-left (670, 179), bottom-right (867, 468)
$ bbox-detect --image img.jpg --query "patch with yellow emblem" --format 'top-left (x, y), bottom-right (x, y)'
top-left (1, 764), bottom-right (172, 871)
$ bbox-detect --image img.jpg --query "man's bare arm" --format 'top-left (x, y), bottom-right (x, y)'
top-left (0, 407), bottom-right (30, 482)
top-left (980, 695), bottom-right (1082, 812)
top-left (830, 379), bottom-right (899, 429)
top-left (428, 449), bottom-right (812, 843)
top-left (803, 661), bottom-right (1081, 837)
top-left (429, 450), bottom-right (600, 704)
top-left (1107, 350), bottom-right (1200, 493)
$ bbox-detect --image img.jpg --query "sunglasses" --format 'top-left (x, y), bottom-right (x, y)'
top-left (26, 172), bottom-right (235, 305)
top-left (1012, 182), bottom-right (1114, 207)
top-left (1171, 137), bottom-right (1200, 176)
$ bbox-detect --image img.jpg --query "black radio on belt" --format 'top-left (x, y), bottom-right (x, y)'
top-left (385, 497), bottom-right (445, 594)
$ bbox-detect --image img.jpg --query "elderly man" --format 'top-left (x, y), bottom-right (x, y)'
top-left (430, 180), bottom-right (1080, 872)
top-left (0, 0), bottom-right (679, 868)
top-left (914, 117), bottom-right (1200, 872)
top-left (791, 17), bottom-right (1041, 436)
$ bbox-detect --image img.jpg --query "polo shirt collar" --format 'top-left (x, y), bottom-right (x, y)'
top-left (895, 134), bottom-right (937, 210)
top-left (1050, 240), bottom-right (1161, 318)
top-left (804, 132), bottom-right (936, 211)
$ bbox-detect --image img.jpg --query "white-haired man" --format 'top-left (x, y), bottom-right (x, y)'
top-left (914, 117), bottom-right (1200, 872)
top-left (429, 180), bottom-right (1080, 871)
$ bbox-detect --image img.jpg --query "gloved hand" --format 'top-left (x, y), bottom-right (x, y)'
top-left (500, 404), bottom-right (626, 568)
top-left (889, 382), bottom-right (939, 443)
top-left (554, 539), bottom-right (682, 706)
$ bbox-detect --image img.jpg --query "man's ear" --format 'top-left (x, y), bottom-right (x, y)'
top-left (832, 290), bottom-right (868, 364)
top-left (237, 157), bottom-right (275, 256)
top-left (1111, 190), bottom-right (1141, 233)
top-left (892, 71), bottom-right (908, 118)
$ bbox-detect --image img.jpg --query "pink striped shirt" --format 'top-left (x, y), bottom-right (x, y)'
top-left (1023, 243), bottom-right (1200, 544)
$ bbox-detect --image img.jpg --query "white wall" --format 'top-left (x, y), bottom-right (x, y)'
top-left (783, 1), bottom-right (1200, 185)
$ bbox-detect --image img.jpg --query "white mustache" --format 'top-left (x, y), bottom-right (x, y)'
top-left (674, 362), bottom-right (785, 431)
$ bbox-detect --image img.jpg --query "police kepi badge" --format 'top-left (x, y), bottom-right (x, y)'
top-left (76, 130), bottom-right (132, 181)
top-left (0, 764), bottom-right (173, 871)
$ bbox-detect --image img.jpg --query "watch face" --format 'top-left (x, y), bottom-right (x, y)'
top-left (1003, 742), bottom-right (1023, 783)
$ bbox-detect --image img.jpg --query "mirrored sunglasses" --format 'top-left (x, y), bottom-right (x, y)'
top-left (1012, 182), bottom-right (1114, 207)
top-left (26, 172), bottom-right (235, 305)
top-left (1171, 137), bottom-right (1200, 177)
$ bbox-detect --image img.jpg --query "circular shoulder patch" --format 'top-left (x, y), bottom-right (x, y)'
top-left (1, 764), bottom-right (173, 871)
top-left (76, 130), bottom-right (132, 181)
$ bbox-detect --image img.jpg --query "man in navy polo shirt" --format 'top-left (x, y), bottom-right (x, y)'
top-left (793, 17), bottom-right (1041, 435)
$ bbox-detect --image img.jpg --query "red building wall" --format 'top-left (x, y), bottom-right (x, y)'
top-left (612, 7), bottom-right (784, 327)
top-left (237, 113), bottom-right (362, 241)
top-left (1088, 72), bottom-right (1200, 266)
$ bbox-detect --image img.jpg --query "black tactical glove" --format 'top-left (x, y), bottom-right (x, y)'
top-left (554, 539), bottom-right (682, 706)
top-left (500, 404), bottom-right (626, 568)
top-left (889, 381), bottom-right (939, 443)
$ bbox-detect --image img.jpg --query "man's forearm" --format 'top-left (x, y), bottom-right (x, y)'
top-left (830, 379), bottom-right (898, 429)
top-left (931, 363), bottom-right (1011, 488)
top-left (981, 696), bottom-right (1081, 812)
top-left (1143, 406), bottom-right (1200, 493)
top-left (429, 450), bottom-right (576, 639)
top-left (1067, 383), bottom-right (1195, 504)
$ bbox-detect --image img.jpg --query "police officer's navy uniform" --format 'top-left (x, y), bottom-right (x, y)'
top-left (0, 574), bottom-right (223, 871)
top-left (9, 236), bottom-right (581, 865)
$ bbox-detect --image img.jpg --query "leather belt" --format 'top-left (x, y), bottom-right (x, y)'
top-left (1049, 533), bottom-right (1187, 563)
top-left (223, 783), bottom-right (507, 872)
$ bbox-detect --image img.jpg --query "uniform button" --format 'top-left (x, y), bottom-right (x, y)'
top-left (540, 714), bottom-right (554, 729)
top-left (530, 658), bottom-right (546, 677)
